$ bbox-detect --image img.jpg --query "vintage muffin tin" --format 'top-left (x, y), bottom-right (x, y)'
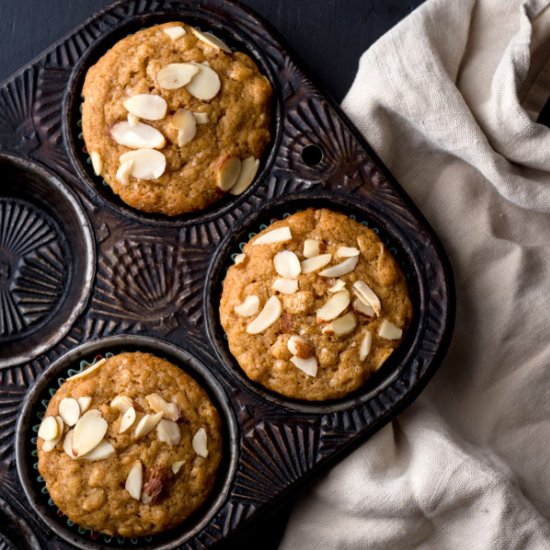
top-left (0, 0), bottom-right (454, 548)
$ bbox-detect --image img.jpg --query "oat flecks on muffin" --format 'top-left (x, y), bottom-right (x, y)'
top-left (219, 209), bottom-right (413, 401)
top-left (82, 22), bottom-right (272, 216)
top-left (37, 352), bottom-right (222, 537)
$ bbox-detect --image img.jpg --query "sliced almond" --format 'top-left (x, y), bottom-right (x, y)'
top-left (229, 157), bottom-right (260, 195)
top-left (322, 312), bottom-right (357, 336)
top-left (191, 27), bottom-right (231, 53)
top-left (272, 278), bottom-right (298, 295)
top-left (119, 406), bottom-right (137, 433)
top-left (134, 412), bottom-right (164, 439)
top-left (157, 63), bottom-right (199, 89)
top-left (253, 227), bottom-right (292, 245)
top-left (163, 26), bottom-right (186, 40)
top-left (120, 149), bottom-right (166, 180)
top-left (90, 151), bottom-right (102, 176)
top-left (82, 440), bottom-right (115, 461)
top-left (63, 429), bottom-right (76, 459)
top-left (146, 394), bottom-right (180, 421)
top-left (359, 331), bottom-right (373, 361)
top-left (192, 427), bottom-right (208, 458)
top-left (173, 111), bottom-right (197, 146)
top-left (38, 416), bottom-right (59, 441)
top-left (301, 253), bottom-right (332, 274)
top-left (193, 111), bottom-right (209, 124)
top-left (246, 296), bottom-right (282, 334)
top-left (328, 279), bottom-right (346, 293)
top-left (67, 358), bottom-right (106, 381)
top-left (125, 461), bottom-right (143, 500)
top-left (77, 396), bottom-right (92, 414)
top-left (316, 289), bottom-right (350, 322)
top-left (127, 113), bottom-right (140, 127)
top-left (116, 159), bottom-right (134, 184)
top-left (303, 239), bottom-right (321, 258)
top-left (234, 253), bottom-right (246, 265)
top-left (217, 157), bottom-right (241, 191)
top-left (41, 417), bottom-right (64, 451)
top-left (290, 356), bottom-right (318, 377)
top-left (337, 246), bottom-right (360, 258)
top-left (234, 295), bottom-right (260, 317)
top-left (186, 63), bottom-right (221, 100)
top-left (58, 398), bottom-right (80, 427)
top-left (353, 298), bottom-right (375, 317)
top-left (287, 335), bottom-right (314, 358)
top-left (110, 395), bottom-right (134, 414)
top-left (72, 410), bottom-right (108, 457)
top-left (157, 419), bottom-right (181, 446)
top-left (172, 460), bottom-right (185, 474)
top-left (111, 121), bottom-right (166, 149)
top-left (378, 320), bottom-right (403, 340)
top-left (353, 281), bottom-right (381, 317)
top-left (124, 94), bottom-right (167, 122)
top-left (319, 257), bottom-right (359, 278)
top-left (274, 250), bottom-right (301, 279)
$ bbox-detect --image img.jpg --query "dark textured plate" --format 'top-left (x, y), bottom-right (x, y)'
top-left (0, 0), bottom-right (454, 548)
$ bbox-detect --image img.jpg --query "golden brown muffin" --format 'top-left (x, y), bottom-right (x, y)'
top-left (220, 209), bottom-right (413, 401)
top-left (37, 352), bottom-right (222, 537)
top-left (82, 22), bottom-right (272, 215)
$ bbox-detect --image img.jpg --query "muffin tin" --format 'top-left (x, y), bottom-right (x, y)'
top-left (1, 0), bottom-right (454, 548)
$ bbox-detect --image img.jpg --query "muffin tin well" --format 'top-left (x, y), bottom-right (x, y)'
top-left (0, 0), bottom-right (454, 548)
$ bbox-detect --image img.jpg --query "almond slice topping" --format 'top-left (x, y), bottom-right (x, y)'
top-left (72, 410), bottom-right (108, 457)
top-left (110, 395), bottom-right (134, 414)
top-left (303, 239), bottom-right (321, 258)
top-left (90, 151), bottom-right (102, 176)
top-left (290, 356), bottom-right (318, 377)
top-left (172, 460), bottom-right (185, 474)
top-left (217, 157), bottom-right (242, 191)
top-left (123, 94), bottom-right (168, 121)
top-left (82, 440), bottom-right (115, 461)
top-left (116, 159), bottom-right (134, 185)
top-left (301, 253), bottom-right (332, 274)
top-left (193, 111), bottom-right (209, 124)
top-left (359, 331), bottom-right (373, 361)
top-left (134, 412), bottom-right (164, 439)
top-left (157, 419), bottom-right (181, 446)
top-left (337, 246), bottom-right (360, 258)
top-left (253, 226), bottom-right (292, 245)
top-left (146, 393), bottom-right (180, 421)
top-left (353, 298), bottom-right (375, 317)
top-left (111, 121), bottom-right (166, 149)
top-left (353, 281), bottom-right (381, 317)
top-left (38, 416), bottom-right (59, 441)
top-left (119, 406), bottom-right (137, 433)
top-left (319, 257), bottom-right (359, 278)
top-left (229, 157), bottom-right (260, 195)
top-left (234, 295), bottom-right (260, 317)
top-left (246, 296), bottom-right (282, 334)
top-left (316, 289), bottom-right (350, 322)
top-left (77, 396), bottom-right (92, 414)
top-left (378, 320), bottom-right (403, 340)
top-left (58, 398), bottom-right (81, 427)
top-left (328, 279), bottom-right (346, 293)
top-left (191, 27), bottom-right (232, 53)
top-left (42, 417), bottom-right (64, 452)
top-left (274, 250), bottom-right (301, 279)
top-left (63, 430), bottom-right (76, 459)
top-left (127, 113), bottom-right (140, 127)
top-left (163, 26), bottom-right (186, 40)
top-left (157, 63), bottom-right (199, 89)
top-left (186, 63), bottom-right (221, 100)
top-left (287, 335), bottom-right (314, 358)
top-left (322, 312), bottom-right (357, 336)
top-left (234, 253), bottom-right (246, 265)
top-left (192, 427), bottom-right (208, 457)
top-left (120, 149), bottom-right (166, 180)
top-left (272, 278), bottom-right (298, 295)
top-left (67, 358), bottom-right (106, 381)
top-left (125, 461), bottom-right (143, 500)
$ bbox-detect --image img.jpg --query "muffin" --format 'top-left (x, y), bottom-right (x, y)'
top-left (219, 209), bottom-right (413, 401)
top-left (36, 352), bottom-right (222, 537)
top-left (82, 22), bottom-right (272, 215)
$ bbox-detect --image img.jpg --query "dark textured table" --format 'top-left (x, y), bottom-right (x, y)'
top-left (0, 0), bottom-right (424, 547)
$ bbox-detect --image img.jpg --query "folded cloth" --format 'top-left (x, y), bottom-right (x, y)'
top-left (279, 1), bottom-right (550, 548)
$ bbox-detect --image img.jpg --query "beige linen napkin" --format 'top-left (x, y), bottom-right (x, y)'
top-left (280, 0), bottom-right (550, 548)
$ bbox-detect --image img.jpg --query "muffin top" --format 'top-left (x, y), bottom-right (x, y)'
top-left (220, 209), bottom-right (413, 401)
top-left (82, 22), bottom-right (272, 216)
top-left (37, 352), bottom-right (222, 537)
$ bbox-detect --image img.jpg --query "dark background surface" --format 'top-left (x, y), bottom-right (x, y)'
top-left (0, 0), bottom-right (424, 547)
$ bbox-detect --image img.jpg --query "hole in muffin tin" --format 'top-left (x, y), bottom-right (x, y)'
top-left (62, 12), bottom-right (282, 227)
top-left (204, 193), bottom-right (421, 414)
top-left (0, 153), bottom-right (94, 368)
top-left (15, 335), bottom-right (239, 550)
top-left (301, 144), bottom-right (324, 167)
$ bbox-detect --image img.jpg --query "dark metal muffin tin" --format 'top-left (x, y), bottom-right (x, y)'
top-left (0, 0), bottom-right (454, 548)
